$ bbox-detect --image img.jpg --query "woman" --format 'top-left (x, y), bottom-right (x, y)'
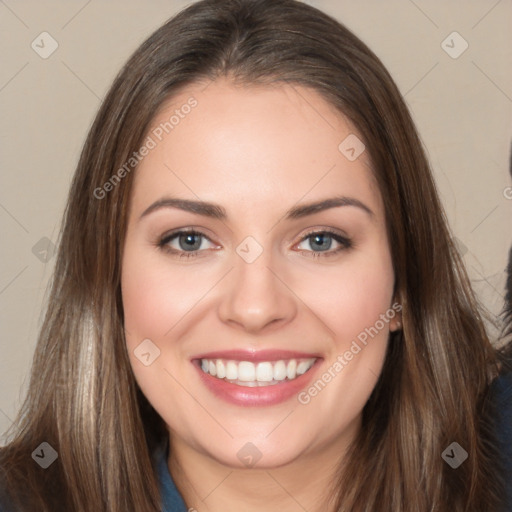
top-left (0, 0), bottom-right (510, 510)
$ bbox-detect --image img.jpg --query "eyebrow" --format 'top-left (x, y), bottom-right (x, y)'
top-left (139, 195), bottom-right (374, 221)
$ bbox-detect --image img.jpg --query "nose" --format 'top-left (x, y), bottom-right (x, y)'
top-left (217, 245), bottom-right (297, 334)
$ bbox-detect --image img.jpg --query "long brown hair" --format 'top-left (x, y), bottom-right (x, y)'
top-left (0, 0), bottom-right (507, 510)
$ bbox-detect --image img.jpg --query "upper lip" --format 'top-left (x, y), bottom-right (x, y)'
top-left (192, 349), bottom-right (322, 362)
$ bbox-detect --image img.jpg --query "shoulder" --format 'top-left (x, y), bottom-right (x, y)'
top-left (489, 371), bottom-right (512, 509)
top-left (0, 459), bottom-right (16, 511)
top-left (0, 470), bottom-right (13, 511)
top-left (490, 370), bottom-right (512, 427)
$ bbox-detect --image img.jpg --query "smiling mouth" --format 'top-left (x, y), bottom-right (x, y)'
top-left (198, 357), bottom-right (317, 387)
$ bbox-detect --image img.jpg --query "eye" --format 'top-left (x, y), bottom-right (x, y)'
top-left (157, 228), bottom-right (352, 260)
top-left (295, 229), bottom-right (352, 258)
top-left (157, 229), bottom-right (217, 259)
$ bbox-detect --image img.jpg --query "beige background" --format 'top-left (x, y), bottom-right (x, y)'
top-left (1, 0), bottom-right (511, 442)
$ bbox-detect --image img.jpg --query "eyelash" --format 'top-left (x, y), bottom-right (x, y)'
top-left (157, 228), bottom-right (352, 260)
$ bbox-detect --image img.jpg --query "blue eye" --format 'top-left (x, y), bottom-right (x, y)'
top-left (157, 229), bottom-right (352, 259)
top-left (158, 229), bottom-right (213, 258)
top-left (296, 230), bottom-right (352, 258)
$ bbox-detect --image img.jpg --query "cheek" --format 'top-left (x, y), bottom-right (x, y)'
top-left (121, 245), bottom-right (206, 344)
top-left (122, 265), bottom-right (167, 346)
top-left (120, 245), bottom-right (199, 424)
top-left (122, 236), bottom-right (395, 352)
top-left (291, 252), bottom-right (395, 346)
top-left (294, 250), bottom-right (395, 421)
top-left (289, 246), bottom-right (395, 414)
top-left (338, 262), bottom-right (393, 340)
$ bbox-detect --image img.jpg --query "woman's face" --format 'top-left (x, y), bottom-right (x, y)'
top-left (121, 77), bottom-right (400, 469)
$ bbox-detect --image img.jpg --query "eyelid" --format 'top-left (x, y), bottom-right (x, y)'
top-left (295, 226), bottom-right (349, 242)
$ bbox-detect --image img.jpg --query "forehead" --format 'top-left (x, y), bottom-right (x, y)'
top-left (130, 78), bottom-right (382, 219)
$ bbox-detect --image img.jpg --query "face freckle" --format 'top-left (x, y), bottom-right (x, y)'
top-left (121, 76), bottom-right (399, 472)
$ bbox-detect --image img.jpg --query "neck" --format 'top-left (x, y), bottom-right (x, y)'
top-left (167, 418), bottom-right (360, 512)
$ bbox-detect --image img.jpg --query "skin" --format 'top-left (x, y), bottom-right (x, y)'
top-left (121, 77), bottom-right (401, 512)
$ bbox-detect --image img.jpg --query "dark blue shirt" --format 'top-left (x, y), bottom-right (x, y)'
top-left (153, 440), bottom-right (189, 511)
top-left (491, 371), bottom-right (512, 511)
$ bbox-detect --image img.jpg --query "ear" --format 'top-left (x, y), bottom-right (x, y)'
top-left (388, 295), bottom-right (403, 332)
top-left (389, 315), bottom-right (402, 332)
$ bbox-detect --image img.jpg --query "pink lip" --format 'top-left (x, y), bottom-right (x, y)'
top-left (192, 349), bottom-right (321, 362)
top-left (192, 356), bottom-right (322, 407)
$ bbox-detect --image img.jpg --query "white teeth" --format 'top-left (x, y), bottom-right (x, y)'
top-left (238, 361), bottom-right (256, 381)
top-left (216, 360), bottom-right (226, 379)
top-left (226, 361), bottom-right (238, 380)
top-left (296, 361), bottom-right (310, 375)
top-left (286, 359), bottom-right (297, 379)
top-left (256, 362), bottom-right (274, 382)
top-left (273, 360), bottom-right (287, 381)
top-left (199, 357), bottom-right (316, 386)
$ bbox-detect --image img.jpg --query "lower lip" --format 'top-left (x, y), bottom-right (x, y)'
top-left (193, 359), bottom-right (322, 407)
